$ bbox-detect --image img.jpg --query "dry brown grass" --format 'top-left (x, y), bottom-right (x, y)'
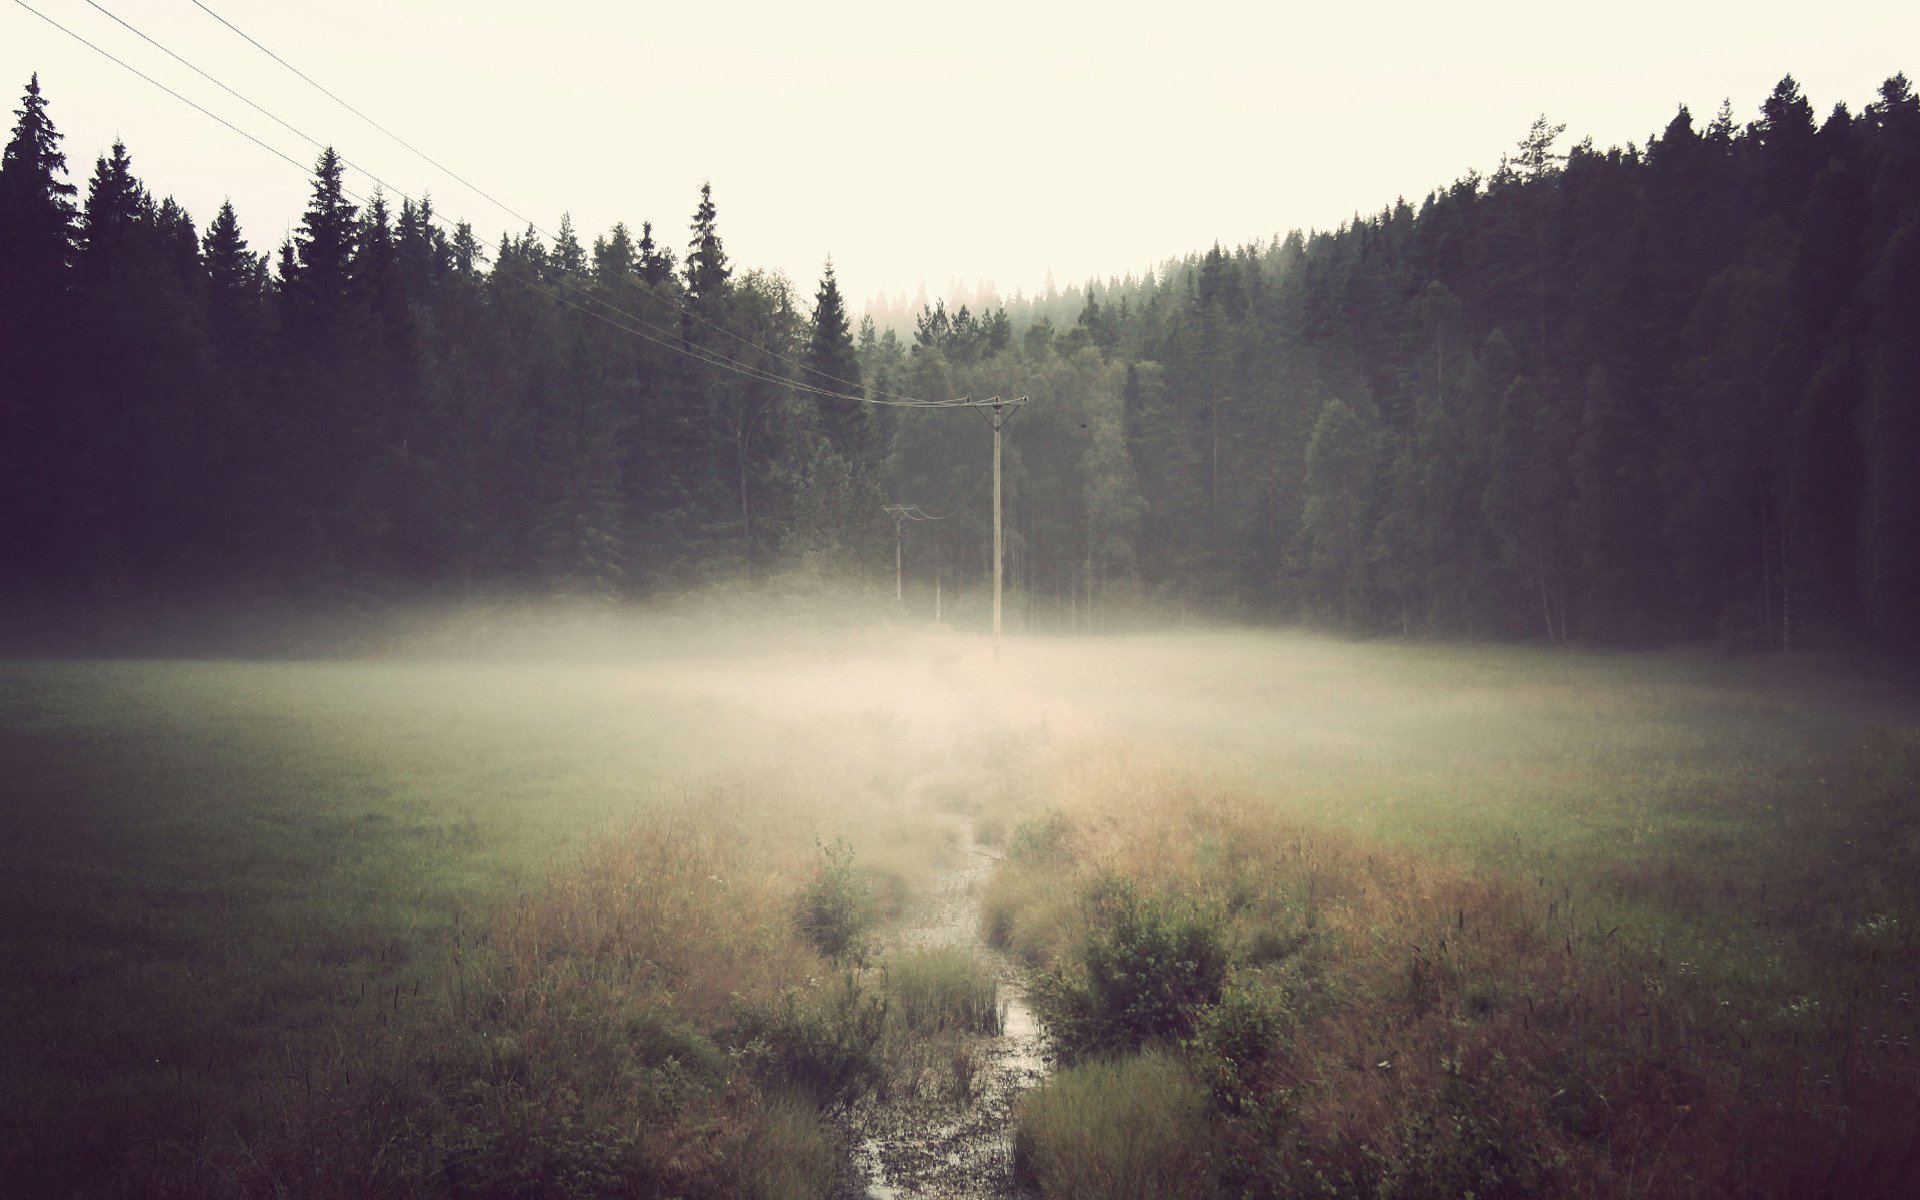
top-left (989, 736), bottom-right (1920, 1200)
top-left (135, 719), bottom-right (979, 1199)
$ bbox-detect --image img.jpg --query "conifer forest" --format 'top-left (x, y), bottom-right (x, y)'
top-left (4, 72), bottom-right (1917, 658)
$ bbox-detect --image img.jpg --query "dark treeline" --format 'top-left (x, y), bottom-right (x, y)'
top-left (0, 73), bottom-right (897, 621)
top-left (2, 73), bottom-right (1917, 659)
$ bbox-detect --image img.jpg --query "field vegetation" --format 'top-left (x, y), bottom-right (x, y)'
top-left (988, 638), bottom-right (1920, 1198)
top-left (1, 622), bottom-right (1915, 1197)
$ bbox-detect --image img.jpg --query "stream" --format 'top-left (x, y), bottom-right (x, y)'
top-left (843, 812), bottom-right (1049, 1199)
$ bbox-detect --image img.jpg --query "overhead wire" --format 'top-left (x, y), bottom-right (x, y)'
top-left (14, 0), bottom-right (319, 182)
top-left (902, 471), bottom-right (989, 520)
top-left (186, 0), bottom-right (535, 232)
top-left (21, 0), bottom-right (976, 409)
top-left (184, 0), bottom-right (932, 405)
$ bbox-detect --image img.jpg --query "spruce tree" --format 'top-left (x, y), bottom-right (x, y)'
top-left (637, 219), bottom-right (675, 287)
top-left (552, 212), bottom-right (585, 275)
top-left (593, 221), bottom-right (636, 283)
top-left (0, 75), bottom-right (79, 578)
top-left (683, 183), bottom-right (729, 304)
top-left (806, 261), bottom-right (869, 459)
top-left (0, 74), bottom-right (75, 294)
top-left (285, 147), bottom-right (359, 350)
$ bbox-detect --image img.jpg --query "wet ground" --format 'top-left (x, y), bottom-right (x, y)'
top-left (841, 812), bottom-right (1048, 1199)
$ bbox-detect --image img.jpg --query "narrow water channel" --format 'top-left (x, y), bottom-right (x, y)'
top-left (846, 810), bottom-right (1048, 1199)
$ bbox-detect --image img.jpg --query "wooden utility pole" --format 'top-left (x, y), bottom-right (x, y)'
top-left (983, 397), bottom-right (1027, 659)
top-left (880, 395), bottom-right (1025, 651)
top-left (881, 504), bottom-right (909, 610)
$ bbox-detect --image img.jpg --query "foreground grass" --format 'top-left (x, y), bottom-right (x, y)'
top-left (990, 727), bottom-right (1920, 1199)
top-left (0, 652), bottom-right (976, 1195)
top-left (3, 631), bottom-right (1915, 1195)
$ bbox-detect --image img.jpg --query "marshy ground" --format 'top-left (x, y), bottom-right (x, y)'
top-left (2, 617), bottom-right (1915, 1197)
top-left (843, 779), bottom-right (1047, 1199)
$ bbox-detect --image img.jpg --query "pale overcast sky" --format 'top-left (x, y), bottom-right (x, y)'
top-left (3, 1), bottom-right (1915, 314)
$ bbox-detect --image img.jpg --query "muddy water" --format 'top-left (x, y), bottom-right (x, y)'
top-left (845, 815), bottom-right (1048, 1199)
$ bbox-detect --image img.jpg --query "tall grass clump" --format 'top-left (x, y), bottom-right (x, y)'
top-left (887, 945), bottom-right (1001, 1035)
top-left (981, 808), bottom-right (1083, 965)
top-left (725, 1096), bottom-right (843, 1200)
top-left (1013, 1049), bottom-right (1219, 1200)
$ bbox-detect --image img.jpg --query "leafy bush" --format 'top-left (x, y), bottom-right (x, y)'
top-left (1013, 1050), bottom-right (1219, 1200)
top-left (1031, 877), bottom-right (1228, 1061)
top-left (1189, 979), bottom-right (1292, 1115)
top-left (793, 838), bottom-right (873, 963)
top-left (736, 972), bottom-right (888, 1105)
top-left (1005, 808), bottom-right (1075, 863)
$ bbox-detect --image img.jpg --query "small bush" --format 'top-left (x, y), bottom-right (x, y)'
top-left (1190, 979), bottom-right (1292, 1115)
top-left (793, 838), bottom-right (873, 963)
top-left (1005, 808), bottom-right (1075, 863)
top-left (1031, 877), bottom-right (1229, 1061)
top-left (1013, 1050), bottom-right (1219, 1200)
top-left (887, 946), bottom-right (1000, 1035)
top-left (737, 972), bottom-right (888, 1105)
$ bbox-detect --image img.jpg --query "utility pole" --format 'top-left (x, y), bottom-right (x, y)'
top-left (982, 397), bottom-right (1028, 659)
top-left (879, 394), bottom-right (1025, 651)
top-left (881, 504), bottom-right (909, 610)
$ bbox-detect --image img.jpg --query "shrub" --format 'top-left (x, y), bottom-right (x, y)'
top-left (1189, 979), bottom-right (1292, 1115)
top-left (1031, 877), bottom-right (1228, 1061)
top-left (1013, 1050), bottom-right (1219, 1200)
top-left (1005, 808), bottom-right (1075, 863)
top-left (793, 838), bottom-right (873, 963)
top-left (736, 972), bottom-right (888, 1105)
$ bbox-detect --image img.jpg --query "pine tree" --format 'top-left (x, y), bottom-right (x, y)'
top-left (72, 141), bottom-right (208, 590)
top-left (200, 199), bottom-right (272, 573)
top-left (285, 147), bottom-right (359, 350)
top-left (805, 261), bottom-right (869, 460)
top-left (683, 183), bottom-right (729, 305)
top-left (203, 200), bottom-right (264, 334)
top-left (0, 75), bottom-right (79, 579)
top-left (593, 221), bottom-right (636, 283)
top-left (394, 196), bottom-right (447, 305)
top-left (0, 74), bottom-right (75, 295)
top-left (637, 219), bottom-right (675, 287)
top-left (552, 212), bottom-right (585, 275)
top-left (1301, 397), bottom-right (1379, 625)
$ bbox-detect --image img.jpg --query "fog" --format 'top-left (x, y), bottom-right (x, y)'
top-left (5, 591), bottom-right (1918, 1196)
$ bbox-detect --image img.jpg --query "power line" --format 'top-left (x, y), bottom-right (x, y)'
top-left (186, 0), bottom-right (535, 232)
top-left (184, 0), bottom-right (922, 405)
top-left (891, 471), bottom-right (988, 521)
top-left (68, 0), bottom-right (844, 402)
top-left (13, 0), bottom-right (314, 180)
top-left (78, 1), bottom-right (452, 235)
top-left (26, 0), bottom-right (967, 410)
top-left (21, 0), bottom-right (1029, 653)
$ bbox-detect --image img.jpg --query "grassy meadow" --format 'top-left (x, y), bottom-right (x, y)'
top-left (1, 621), bottom-right (1915, 1197)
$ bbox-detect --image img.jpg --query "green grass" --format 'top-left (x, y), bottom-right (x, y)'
top-left (0, 655), bottom-right (890, 1195)
top-left (1013, 1049), bottom-right (1219, 1200)
top-left (1, 629), bottom-right (1914, 1195)
top-left (975, 637), bottom-right (1920, 1198)
top-left (886, 945), bottom-right (1001, 1035)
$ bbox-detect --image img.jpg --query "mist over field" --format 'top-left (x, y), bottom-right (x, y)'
top-left (4, 4), bottom-right (1920, 1195)
top-left (3, 601), bottom-right (1917, 1197)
